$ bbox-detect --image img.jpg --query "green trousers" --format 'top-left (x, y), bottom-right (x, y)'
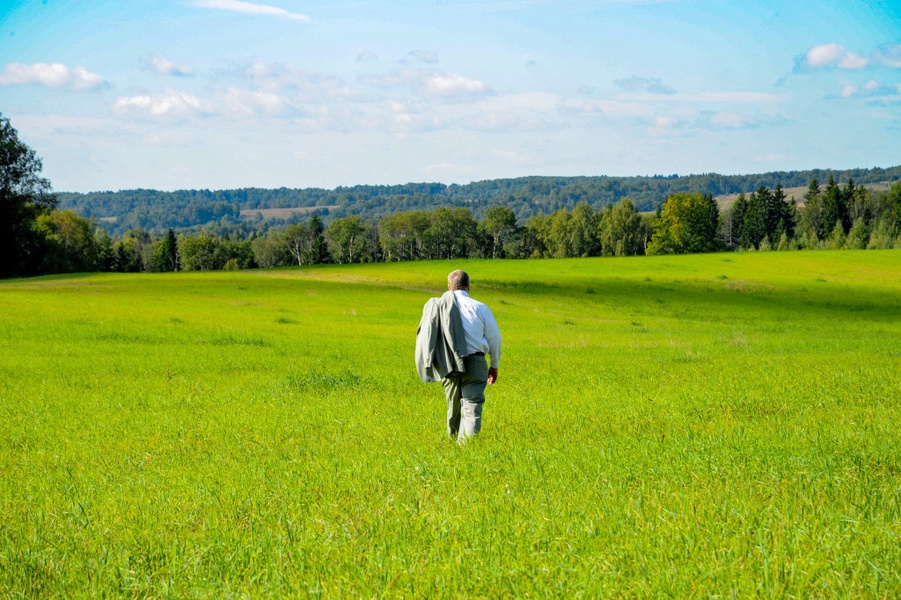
top-left (442, 354), bottom-right (488, 441)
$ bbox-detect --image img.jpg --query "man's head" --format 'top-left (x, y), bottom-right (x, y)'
top-left (448, 269), bottom-right (470, 291)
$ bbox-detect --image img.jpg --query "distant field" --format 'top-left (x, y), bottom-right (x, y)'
top-left (1, 251), bottom-right (900, 596)
top-left (714, 180), bottom-right (897, 210)
top-left (240, 206), bottom-right (340, 220)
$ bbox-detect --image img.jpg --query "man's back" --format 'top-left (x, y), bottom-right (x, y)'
top-left (452, 289), bottom-right (501, 370)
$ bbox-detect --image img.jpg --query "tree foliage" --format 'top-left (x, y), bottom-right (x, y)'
top-left (647, 192), bottom-right (720, 255)
top-left (0, 114), bottom-right (57, 277)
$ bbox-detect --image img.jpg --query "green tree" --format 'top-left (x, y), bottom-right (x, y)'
top-left (543, 209), bottom-right (574, 258)
top-left (736, 189), bottom-right (764, 249)
top-left (421, 208), bottom-right (477, 260)
top-left (845, 217), bottom-right (868, 250)
top-left (307, 215), bottom-right (327, 265)
top-left (251, 230), bottom-right (292, 268)
top-left (34, 210), bottom-right (100, 273)
top-left (0, 114), bottom-right (57, 278)
top-left (866, 216), bottom-right (896, 249)
top-left (799, 178), bottom-right (822, 240)
top-left (113, 229), bottom-right (150, 272)
top-left (820, 176), bottom-right (846, 238)
top-left (325, 216), bottom-right (367, 264)
top-left (283, 216), bottom-right (327, 266)
top-left (94, 227), bottom-right (114, 271)
top-left (378, 211), bottom-right (430, 261)
top-left (179, 234), bottom-right (220, 271)
top-left (478, 206), bottom-right (517, 259)
top-left (569, 202), bottom-right (600, 257)
top-left (598, 198), bottom-right (645, 256)
top-left (647, 192), bottom-right (720, 254)
top-left (769, 183), bottom-right (796, 243)
top-left (884, 180), bottom-right (901, 234)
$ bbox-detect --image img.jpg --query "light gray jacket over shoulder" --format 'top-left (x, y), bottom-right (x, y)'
top-left (415, 291), bottom-right (467, 383)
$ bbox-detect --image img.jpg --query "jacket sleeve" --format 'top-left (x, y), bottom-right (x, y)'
top-left (415, 299), bottom-right (440, 383)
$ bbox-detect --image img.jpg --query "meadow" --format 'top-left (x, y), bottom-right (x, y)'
top-left (1, 250), bottom-right (900, 597)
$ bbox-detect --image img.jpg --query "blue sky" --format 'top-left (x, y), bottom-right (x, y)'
top-left (1, 0), bottom-right (899, 192)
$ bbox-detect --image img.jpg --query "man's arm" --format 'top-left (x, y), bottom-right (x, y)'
top-left (481, 305), bottom-right (501, 384)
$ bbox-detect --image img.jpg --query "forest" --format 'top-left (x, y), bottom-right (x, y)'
top-left (2, 112), bottom-right (900, 278)
top-left (56, 166), bottom-right (901, 236)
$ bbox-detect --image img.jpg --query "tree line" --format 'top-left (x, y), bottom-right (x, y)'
top-left (2, 113), bottom-right (900, 279)
top-left (57, 167), bottom-right (901, 236)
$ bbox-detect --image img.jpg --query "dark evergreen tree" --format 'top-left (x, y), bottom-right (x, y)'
top-left (821, 176), bottom-right (846, 237)
top-left (800, 177), bottom-right (823, 239)
top-left (165, 228), bottom-right (179, 271)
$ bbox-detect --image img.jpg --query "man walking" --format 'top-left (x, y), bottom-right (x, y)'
top-left (416, 270), bottom-right (502, 441)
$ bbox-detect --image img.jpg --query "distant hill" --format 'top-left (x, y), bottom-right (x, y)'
top-left (57, 166), bottom-right (901, 235)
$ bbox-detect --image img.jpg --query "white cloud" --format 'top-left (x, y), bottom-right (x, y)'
top-left (839, 52), bottom-right (868, 70)
top-left (388, 100), bottom-right (442, 135)
top-left (147, 55), bottom-right (193, 76)
top-left (0, 62), bottom-right (105, 90)
top-left (361, 68), bottom-right (488, 98)
top-left (220, 88), bottom-right (293, 116)
top-left (797, 43), bottom-right (869, 71)
top-left (424, 73), bottom-right (486, 96)
top-left (113, 91), bottom-right (211, 118)
top-left (191, 0), bottom-right (310, 21)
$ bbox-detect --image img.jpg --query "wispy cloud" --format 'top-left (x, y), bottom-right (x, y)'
top-left (409, 50), bottom-right (439, 64)
top-left (0, 62), bottom-right (105, 90)
top-left (796, 43), bottom-right (869, 71)
top-left (356, 51), bottom-right (378, 62)
top-left (146, 55), bottom-right (193, 76)
top-left (875, 44), bottom-right (901, 69)
top-left (707, 112), bottom-right (755, 129)
top-left (113, 91), bottom-right (212, 119)
top-left (840, 80), bottom-right (901, 101)
top-left (614, 76), bottom-right (675, 94)
top-left (243, 62), bottom-right (353, 101)
top-left (219, 87), bottom-right (294, 116)
top-left (627, 91), bottom-right (784, 104)
top-left (191, 0), bottom-right (310, 21)
top-left (361, 68), bottom-right (488, 99)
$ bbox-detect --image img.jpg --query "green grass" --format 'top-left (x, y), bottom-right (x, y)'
top-left (2, 250), bottom-right (900, 596)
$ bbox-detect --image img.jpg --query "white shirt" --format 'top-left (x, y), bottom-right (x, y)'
top-left (453, 290), bottom-right (502, 369)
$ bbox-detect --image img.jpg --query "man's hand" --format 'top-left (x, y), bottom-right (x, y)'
top-left (487, 367), bottom-right (499, 385)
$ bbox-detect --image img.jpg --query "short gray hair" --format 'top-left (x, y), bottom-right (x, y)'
top-left (448, 270), bottom-right (470, 290)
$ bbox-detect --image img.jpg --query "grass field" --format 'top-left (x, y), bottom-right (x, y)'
top-left (1, 251), bottom-right (900, 596)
